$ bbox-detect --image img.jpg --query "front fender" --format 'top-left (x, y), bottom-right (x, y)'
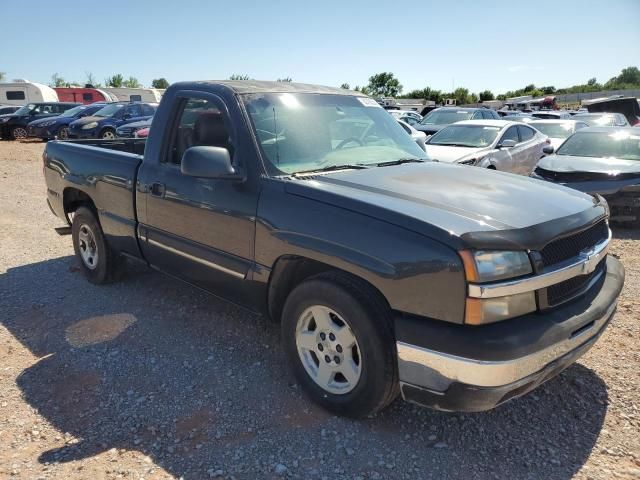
top-left (255, 181), bottom-right (467, 324)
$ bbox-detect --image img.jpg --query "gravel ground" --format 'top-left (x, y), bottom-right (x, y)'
top-left (0, 140), bottom-right (638, 480)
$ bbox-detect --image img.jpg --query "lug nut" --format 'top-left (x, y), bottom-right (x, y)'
top-left (320, 332), bottom-right (326, 340)
top-left (318, 344), bottom-right (323, 351)
top-left (334, 356), bottom-right (340, 364)
top-left (336, 345), bottom-right (343, 353)
top-left (324, 355), bottom-right (331, 363)
top-left (329, 332), bottom-right (336, 341)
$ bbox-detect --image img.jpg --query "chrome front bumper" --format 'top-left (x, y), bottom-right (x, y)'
top-left (395, 255), bottom-right (624, 412)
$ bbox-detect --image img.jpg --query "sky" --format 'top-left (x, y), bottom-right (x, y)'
top-left (2, 0), bottom-right (639, 95)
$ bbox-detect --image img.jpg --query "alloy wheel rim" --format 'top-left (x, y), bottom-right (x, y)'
top-left (14, 127), bottom-right (27, 139)
top-left (78, 224), bottom-right (99, 270)
top-left (295, 305), bottom-right (362, 395)
top-left (103, 131), bottom-right (115, 139)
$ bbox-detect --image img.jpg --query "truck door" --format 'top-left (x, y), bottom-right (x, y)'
top-left (137, 92), bottom-right (259, 307)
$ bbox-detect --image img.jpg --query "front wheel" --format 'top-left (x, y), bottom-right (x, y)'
top-left (57, 126), bottom-right (69, 140)
top-left (101, 129), bottom-right (116, 140)
top-left (281, 272), bottom-right (399, 418)
top-left (72, 206), bottom-right (121, 284)
top-left (11, 126), bottom-right (28, 140)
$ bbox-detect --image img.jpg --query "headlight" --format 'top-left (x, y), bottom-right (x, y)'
top-left (40, 120), bottom-right (56, 127)
top-left (460, 250), bottom-right (535, 325)
top-left (0, 117), bottom-right (8, 124)
top-left (459, 250), bottom-right (532, 283)
top-left (457, 158), bottom-right (478, 166)
top-left (81, 122), bottom-right (98, 130)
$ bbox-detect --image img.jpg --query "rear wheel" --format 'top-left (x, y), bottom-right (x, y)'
top-left (11, 126), bottom-right (28, 140)
top-left (281, 272), bottom-right (399, 418)
top-left (71, 206), bottom-right (121, 284)
top-left (101, 129), bottom-right (116, 140)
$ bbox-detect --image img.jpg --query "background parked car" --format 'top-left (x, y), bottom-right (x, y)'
top-left (424, 119), bottom-right (547, 174)
top-left (532, 127), bottom-right (640, 226)
top-left (388, 110), bottom-right (423, 126)
top-left (529, 119), bottom-right (590, 150)
top-left (531, 111), bottom-right (572, 120)
top-left (396, 119), bottom-right (427, 151)
top-left (68, 102), bottom-right (158, 139)
top-left (134, 126), bottom-right (150, 138)
top-left (0, 105), bottom-right (20, 115)
top-left (414, 107), bottom-right (500, 136)
top-left (116, 118), bottom-right (153, 138)
top-left (572, 112), bottom-right (630, 127)
top-left (27, 103), bottom-right (108, 140)
top-left (584, 96), bottom-right (640, 126)
top-left (0, 102), bottom-right (80, 140)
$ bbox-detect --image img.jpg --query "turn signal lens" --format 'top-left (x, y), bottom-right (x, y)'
top-left (465, 292), bottom-right (537, 325)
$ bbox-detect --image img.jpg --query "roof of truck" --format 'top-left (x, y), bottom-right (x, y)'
top-left (191, 80), bottom-right (366, 96)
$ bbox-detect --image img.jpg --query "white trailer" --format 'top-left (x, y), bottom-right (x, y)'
top-left (102, 87), bottom-right (163, 103)
top-left (0, 80), bottom-right (59, 105)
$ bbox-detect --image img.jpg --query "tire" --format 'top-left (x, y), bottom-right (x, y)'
top-left (71, 206), bottom-right (121, 284)
top-left (281, 272), bottom-right (399, 418)
top-left (57, 126), bottom-right (69, 140)
top-left (101, 129), bottom-right (116, 140)
top-left (11, 126), bottom-right (28, 140)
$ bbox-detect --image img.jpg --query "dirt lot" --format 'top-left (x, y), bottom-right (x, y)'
top-left (0, 140), bottom-right (638, 480)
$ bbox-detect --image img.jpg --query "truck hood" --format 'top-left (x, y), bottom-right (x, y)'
top-left (423, 144), bottom-right (490, 163)
top-left (537, 154), bottom-right (640, 174)
top-left (285, 162), bottom-right (602, 248)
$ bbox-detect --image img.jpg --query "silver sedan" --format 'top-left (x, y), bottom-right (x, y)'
top-left (423, 120), bottom-right (548, 175)
top-left (397, 119), bottom-right (427, 151)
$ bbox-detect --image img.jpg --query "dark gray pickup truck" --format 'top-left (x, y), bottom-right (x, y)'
top-left (44, 81), bottom-right (624, 417)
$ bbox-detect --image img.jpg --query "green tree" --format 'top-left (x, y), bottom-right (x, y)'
top-left (277, 77), bottom-right (293, 82)
top-left (587, 77), bottom-right (597, 86)
top-left (50, 73), bottom-right (67, 87)
top-left (152, 78), bottom-right (170, 89)
top-left (541, 86), bottom-right (556, 95)
top-left (496, 94), bottom-right (507, 101)
top-left (123, 76), bottom-right (141, 88)
top-left (614, 66), bottom-right (640, 85)
top-left (479, 90), bottom-right (494, 101)
top-left (105, 74), bottom-right (124, 88)
top-left (340, 83), bottom-right (350, 89)
top-left (366, 72), bottom-right (402, 97)
top-left (229, 74), bottom-right (251, 81)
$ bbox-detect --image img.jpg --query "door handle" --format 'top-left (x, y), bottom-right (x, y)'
top-left (150, 182), bottom-right (166, 197)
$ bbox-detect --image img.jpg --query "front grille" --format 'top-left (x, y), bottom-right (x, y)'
top-left (546, 260), bottom-right (605, 306)
top-left (540, 220), bottom-right (609, 267)
top-left (118, 128), bottom-right (134, 137)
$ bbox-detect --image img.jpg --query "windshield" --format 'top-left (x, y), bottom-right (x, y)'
top-left (531, 122), bottom-right (574, 138)
top-left (60, 105), bottom-right (87, 118)
top-left (573, 114), bottom-right (614, 126)
top-left (427, 124), bottom-right (501, 147)
top-left (14, 104), bottom-right (37, 115)
top-left (94, 104), bottom-right (124, 117)
top-left (242, 93), bottom-right (427, 175)
top-left (557, 131), bottom-right (640, 160)
top-left (420, 109), bottom-right (473, 125)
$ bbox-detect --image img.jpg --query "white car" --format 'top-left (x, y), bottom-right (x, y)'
top-left (388, 110), bottom-right (422, 126)
top-left (397, 119), bottom-right (427, 151)
top-left (424, 120), bottom-right (548, 175)
top-left (529, 119), bottom-right (590, 151)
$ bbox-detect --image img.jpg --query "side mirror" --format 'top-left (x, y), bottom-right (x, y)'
top-left (181, 146), bottom-right (242, 180)
top-left (542, 145), bottom-right (554, 155)
top-left (122, 113), bottom-right (132, 120)
top-left (498, 139), bottom-right (517, 149)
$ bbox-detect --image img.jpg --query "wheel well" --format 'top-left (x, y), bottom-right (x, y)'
top-left (487, 165), bottom-right (496, 170)
top-left (63, 188), bottom-right (96, 222)
top-left (266, 256), bottom-right (387, 323)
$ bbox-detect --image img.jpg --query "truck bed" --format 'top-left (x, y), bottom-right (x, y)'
top-left (43, 139), bottom-right (144, 258)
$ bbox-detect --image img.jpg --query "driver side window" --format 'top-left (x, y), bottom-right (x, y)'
top-left (165, 98), bottom-right (232, 166)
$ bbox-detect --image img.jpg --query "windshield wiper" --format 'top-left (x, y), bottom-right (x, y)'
top-left (291, 164), bottom-right (368, 176)
top-left (375, 158), bottom-right (425, 167)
